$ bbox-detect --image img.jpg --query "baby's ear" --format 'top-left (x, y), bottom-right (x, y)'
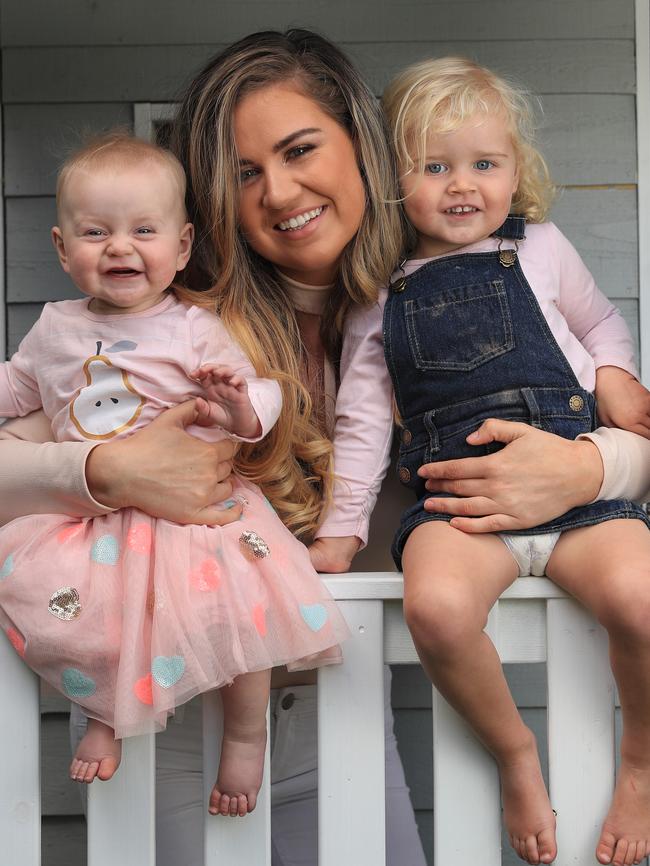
top-left (177, 222), bottom-right (194, 271)
top-left (51, 227), bottom-right (70, 272)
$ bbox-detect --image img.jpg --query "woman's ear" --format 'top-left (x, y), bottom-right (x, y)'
top-left (51, 227), bottom-right (70, 272)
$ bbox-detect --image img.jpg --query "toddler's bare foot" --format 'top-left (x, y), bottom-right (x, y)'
top-left (500, 734), bottom-right (557, 864)
top-left (596, 761), bottom-right (650, 865)
top-left (208, 728), bottom-right (267, 817)
top-left (69, 718), bottom-right (121, 784)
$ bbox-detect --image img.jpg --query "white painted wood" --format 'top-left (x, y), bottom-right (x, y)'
top-left (0, 633), bottom-right (40, 866)
top-left (432, 606), bottom-right (501, 863)
top-left (547, 598), bottom-right (615, 865)
top-left (318, 599), bottom-right (385, 866)
top-left (87, 734), bottom-right (156, 866)
top-left (202, 690), bottom-right (271, 866)
top-left (133, 103), bottom-right (176, 143)
top-left (636, 0), bottom-right (650, 382)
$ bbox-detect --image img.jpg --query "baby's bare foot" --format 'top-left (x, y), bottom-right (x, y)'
top-left (208, 729), bottom-right (267, 817)
top-left (596, 761), bottom-right (650, 865)
top-left (69, 718), bottom-right (121, 784)
top-left (500, 735), bottom-right (557, 864)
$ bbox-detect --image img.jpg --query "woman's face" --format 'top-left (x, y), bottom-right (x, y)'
top-left (233, 82), bottom-right (366, 286)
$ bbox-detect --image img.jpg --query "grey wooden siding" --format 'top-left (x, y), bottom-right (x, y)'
top-left (0, 1), bottom-right (638, 864)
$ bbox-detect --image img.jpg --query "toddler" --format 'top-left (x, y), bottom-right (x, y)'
top-left (379, 58), bottom-right (650, 866)
top-left (0, 133), bottom-right (349, 817)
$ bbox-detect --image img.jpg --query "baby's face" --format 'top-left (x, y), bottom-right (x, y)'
top-left (52, 163), bottom-right (193, 315)
top-left (401, 111), bottom-right (519, 259)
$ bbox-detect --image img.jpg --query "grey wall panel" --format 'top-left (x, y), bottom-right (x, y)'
top-left (3, 40), bottom-right (634, 104)
top-left (42, 714), bottom-right (84, 816)
top-left (550, 188), bottom-right (638, 299)
top-left (4, 104), bottom-right (133, 196)
top-left (7, 303), bottom-right (44, 355)
top-left (42, 816), bottom-right (86, 866)
top-left (1, 0), bottom-right (634, 46)
top-left (5, 198), bottom-right (76, 303)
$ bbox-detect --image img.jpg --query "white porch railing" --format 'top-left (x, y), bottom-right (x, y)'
top-left (1, 574), bottom-right (626, 865)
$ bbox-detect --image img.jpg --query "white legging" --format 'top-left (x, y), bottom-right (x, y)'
top-left (70, 668), bottom-right (427, 866)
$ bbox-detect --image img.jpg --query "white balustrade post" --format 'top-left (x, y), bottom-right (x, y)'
top-left (202, 690), bottom-right (271, 866)
top-left (1, 633), bottom-right (40, 866)
top-left (318, 598), bottom-right (385, 866)
top-left (87, 733), bottom-right (156, 866)
top-left (547, 597), bottom-right (615, 864)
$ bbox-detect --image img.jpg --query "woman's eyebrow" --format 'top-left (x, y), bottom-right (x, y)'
top-left (273, 128), bottom-right (322, 153)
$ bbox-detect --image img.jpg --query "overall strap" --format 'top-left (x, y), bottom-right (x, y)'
top-left (492, 214), bottom-right (526, 241)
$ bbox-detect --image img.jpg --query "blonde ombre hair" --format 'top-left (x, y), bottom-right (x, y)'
top-left (383, 57), bottom-right (555, 229)
top-left (170, 30), bottom-right (404, 538)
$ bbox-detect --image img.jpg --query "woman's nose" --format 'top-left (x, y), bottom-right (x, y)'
top-left (262, 167), bottom-right (301, 210)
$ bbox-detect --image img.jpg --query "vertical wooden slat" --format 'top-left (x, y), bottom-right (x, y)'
top-left (202, 690), bottom-right (271, 866)
top-left (547, 597), bottom-right (615, 864)
top-left (87, 734), bottom-right (156, 866)
top-left (432, 604), bottom-right (502, 863)
top-left (1, 634), bottom-right (40, 865)
top-left (318, 599), bottom-right (385, 866)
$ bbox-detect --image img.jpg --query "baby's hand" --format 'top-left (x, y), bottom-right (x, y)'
top-left (595, 365), bottom-right (650, 438)
top-left (191, 364), bottom-right (261, 439)
top-left (308, 536), bottom-right (361, 573)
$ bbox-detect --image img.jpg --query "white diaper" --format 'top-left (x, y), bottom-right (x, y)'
top-left (499, 531), bottom-right (562, 577)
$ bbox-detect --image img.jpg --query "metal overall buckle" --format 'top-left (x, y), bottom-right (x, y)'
top-left (497, 238), bottom-right (519, 268)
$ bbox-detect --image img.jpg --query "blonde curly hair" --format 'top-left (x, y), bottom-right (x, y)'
top-left (383, 56), bottom-right (555, 234)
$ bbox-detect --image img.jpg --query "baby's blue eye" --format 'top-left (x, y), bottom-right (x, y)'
top-left (424, 162), bottom-right (446, 175)
top-left (475, 160), bottom-right (493, 171)
top-left (85, 229), bottom-right (105, 237)
top-left (136, 227), bottom-right (154, 235)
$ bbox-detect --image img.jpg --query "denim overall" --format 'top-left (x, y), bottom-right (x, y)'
top-left (383, 215), bottom-right (649, 568)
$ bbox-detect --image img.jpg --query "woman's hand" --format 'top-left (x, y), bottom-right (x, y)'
top-left (308, 536), bottom-right (361, 573)
top-left (418, 419), bottom-right (604, 533)
top-left (85, 400), bottom-right (242, 525)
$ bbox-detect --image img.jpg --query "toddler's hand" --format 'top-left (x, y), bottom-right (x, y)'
top-left (595, 366), bottom-right (650, 439)
top-left (191, 364), bottom-right (262, 439)
top-left (308, 536), bottom-right (361, 573)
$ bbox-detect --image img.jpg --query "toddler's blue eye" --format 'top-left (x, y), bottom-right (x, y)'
top-left (425, 163), bottom-right (446, 175)
top-left (475, 160), bottom-right (493, 171)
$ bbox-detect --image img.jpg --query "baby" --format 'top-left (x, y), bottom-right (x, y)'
top-left (0, 132), bottom-right (348, 816)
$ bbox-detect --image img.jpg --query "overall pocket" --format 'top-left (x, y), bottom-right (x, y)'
top-left (405, 279), bottom-right (514, 371)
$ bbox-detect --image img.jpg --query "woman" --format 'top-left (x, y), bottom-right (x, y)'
top-left (2, 28), bottom-right (649, 866)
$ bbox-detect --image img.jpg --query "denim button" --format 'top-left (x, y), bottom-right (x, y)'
top-left (281, 692), bottom-right (295, 710)
top-left (569, 395), bottom-right (584, 412)
top-left (398, 467), bottom-right (411, 483)
top-left (401, 429), bottom-right (412, 445)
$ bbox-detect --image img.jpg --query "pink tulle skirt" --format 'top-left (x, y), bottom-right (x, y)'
top-left (0, 479), bottom-right (349, 738)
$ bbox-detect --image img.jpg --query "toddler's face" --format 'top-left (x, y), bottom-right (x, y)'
top-left (401, 111), bottom-right (519, 259)
top-left (52, 163), bottom-right (193, 315)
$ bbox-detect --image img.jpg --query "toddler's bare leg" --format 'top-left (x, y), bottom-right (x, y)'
top-left (69, 717), bottom-right (121, 784)
top-left (209, 669), bottom-right (270, 817)
top-left (546, 520), bottom-right (650, 866)
top-left (402, 522), bottom-right (556, 864)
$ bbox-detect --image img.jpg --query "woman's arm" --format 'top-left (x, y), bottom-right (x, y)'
top-left (417, 419), bottom-right (618, 533)
top-left (0, 402), bottom-right (242, 526)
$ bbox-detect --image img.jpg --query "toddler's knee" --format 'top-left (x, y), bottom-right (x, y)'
top-left (595, 568), bottom-right (650, 639)
top-left (404, 585), bottom-right (486, 657)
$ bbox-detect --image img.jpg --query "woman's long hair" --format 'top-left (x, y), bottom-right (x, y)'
top-left (170, 29), bottom-right (404, 537)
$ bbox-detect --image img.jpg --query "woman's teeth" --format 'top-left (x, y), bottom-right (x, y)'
top-left (277, 207), bottom-right (323, 231)
top-left (445, 206), bottom-right (477, 214)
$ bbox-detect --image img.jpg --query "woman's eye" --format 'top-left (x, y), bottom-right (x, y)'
top-left (424, 162), bottom-right (446, 175)
top-left (239, 167), bottom-right (259, 182)
top-left (475, 160), bottom-right (494, 171)
top-left (285, 143), bottom-right (314, 161)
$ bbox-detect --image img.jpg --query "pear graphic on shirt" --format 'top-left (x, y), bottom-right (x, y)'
top-left (70, 341), bottom-right (145, 440)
